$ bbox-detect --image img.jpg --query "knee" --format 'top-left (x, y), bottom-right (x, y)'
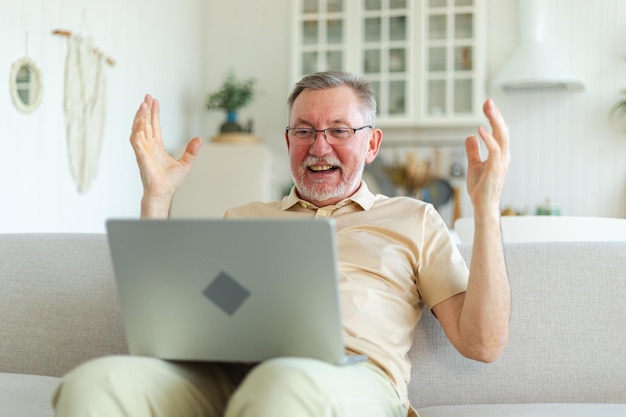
top-left (226, 358), bottom-right (329, 417)
top-left (53, 355), bottom-right (139, 401)
top-left (54, 355), bottom-right (235, 417)
top-left (56, 355), bottom-right (136, 393)
top-left (53, 355), bottom-right (165, 416)
top-left (242, 358), bottom-right (320, 393)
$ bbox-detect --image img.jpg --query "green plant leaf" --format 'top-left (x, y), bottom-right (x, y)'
top-left (206, 71), bottom-right (257, 112)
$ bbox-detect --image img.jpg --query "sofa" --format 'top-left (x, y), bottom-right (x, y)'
top-left (1, 233), bottom-right (625, 417)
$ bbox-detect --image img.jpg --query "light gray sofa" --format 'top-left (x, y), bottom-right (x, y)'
top-left (1, 233), bottom-right (625, 417)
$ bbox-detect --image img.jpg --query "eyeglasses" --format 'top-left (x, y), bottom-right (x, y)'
top-left (285, 125), bottom-right (372, 146)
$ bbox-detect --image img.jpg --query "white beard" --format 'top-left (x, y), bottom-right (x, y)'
top-left (292, 147), bottom-right (368, 206)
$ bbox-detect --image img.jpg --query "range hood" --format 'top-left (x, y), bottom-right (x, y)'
top-left (490, 0), bottom-right (584, 93)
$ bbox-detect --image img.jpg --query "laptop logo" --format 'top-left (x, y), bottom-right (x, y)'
top-left (203, 271), bottom-right (250, 315)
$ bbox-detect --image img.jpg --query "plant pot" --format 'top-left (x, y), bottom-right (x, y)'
top-left (220, 110), bottom-right (242, 133)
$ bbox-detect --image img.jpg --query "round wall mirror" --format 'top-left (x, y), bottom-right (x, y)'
top-left (9, 57), bottom-right (43, 113)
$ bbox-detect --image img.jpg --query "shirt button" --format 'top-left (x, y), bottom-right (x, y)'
top-left (318, 210), bottom-right (330, 216)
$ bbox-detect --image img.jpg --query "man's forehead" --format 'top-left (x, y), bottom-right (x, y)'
top-left (291, 115), bottom-right (351, 126)
top-left (289, 90), bottom-right (365, 125)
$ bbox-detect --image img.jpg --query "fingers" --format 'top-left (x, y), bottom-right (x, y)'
top-left (481, 99), bottom-right (510, 157)
top-left (465, 99), bottom-right (511, 166)
top-left (131, 95), bottom-right (151, 136)
top-left (130, 94), bottom-right (163, 153)
top-left (130, 100), bottom-right (148, 154)
top-left (465, 135), bottom-right (482, 166)
top-left (141, 94), bottom-right (155, 140)
top-left (179, 137), bottom-right (203, 166)
top-left (129, 95), bottom-right (200, 172)
top-left (477, 125), bottom-right (497, 156)
top-left (150, 96), bottom-right (162, 140)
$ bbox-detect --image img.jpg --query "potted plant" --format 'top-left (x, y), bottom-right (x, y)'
top-left (206, 71), bottom-right (257, 134)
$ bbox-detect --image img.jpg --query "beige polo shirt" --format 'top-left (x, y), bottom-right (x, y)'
top-left (223, 181), bottom-right (468, 409)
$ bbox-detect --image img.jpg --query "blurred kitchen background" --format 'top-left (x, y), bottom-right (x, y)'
top-left (1, 0), bottom-right (625, 232)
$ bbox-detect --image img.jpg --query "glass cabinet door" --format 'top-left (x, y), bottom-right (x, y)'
top-left (420, 0), bottom-right (483, 123)
top-left (360, 0), bottom-right (413, 121)
top-left (296, 0), bottom-right (347, 78)
top-left (292, 0), bottom-right (484, 127)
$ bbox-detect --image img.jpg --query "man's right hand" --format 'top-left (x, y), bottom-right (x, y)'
top-left (130, 94), bottom-right (203, 218)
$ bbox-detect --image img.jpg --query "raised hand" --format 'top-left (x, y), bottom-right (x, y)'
top-left (129, 94), bottom-right (203, 218)
top-left (464, 99), bottom-right (511, 218)
top-left (431, 99), bottom-right (512, 362)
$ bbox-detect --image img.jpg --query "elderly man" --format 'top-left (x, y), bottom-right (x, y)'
top-left (53, 71), bottom-right (510, 417)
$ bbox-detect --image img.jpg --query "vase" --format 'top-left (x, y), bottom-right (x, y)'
top-left (219, 110), bottom-right (242, 133)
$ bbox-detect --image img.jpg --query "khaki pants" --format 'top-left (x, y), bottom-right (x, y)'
top-left (52, 355), bottom-right (407, 417)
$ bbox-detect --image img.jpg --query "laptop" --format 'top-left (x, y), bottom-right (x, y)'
top-left (106, 218), bottom-right (366, 365)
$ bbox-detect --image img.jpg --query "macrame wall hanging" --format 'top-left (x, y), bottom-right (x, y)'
top-left (53, 29), bottom-right (114, 193)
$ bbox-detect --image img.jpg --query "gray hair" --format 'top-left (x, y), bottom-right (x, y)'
top-left (287, 71), bottom-right (377, 125)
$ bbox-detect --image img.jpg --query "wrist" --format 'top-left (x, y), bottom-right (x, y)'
top-left (473, 211), bottom-right (501, 232)
top-left (473, 206), bottom-right (501, 223)
top-left (140, 195), bottom-right (172, 219)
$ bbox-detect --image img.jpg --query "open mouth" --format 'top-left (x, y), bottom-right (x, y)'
top-left (308, 165), bottom-right (338, 173)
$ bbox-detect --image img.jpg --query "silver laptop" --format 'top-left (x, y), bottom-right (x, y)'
top-left (106, 218), bottom-right (366, 365)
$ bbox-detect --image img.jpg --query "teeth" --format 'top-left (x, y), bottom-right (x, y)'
top-left (310, 165), bottom-right (334, 171)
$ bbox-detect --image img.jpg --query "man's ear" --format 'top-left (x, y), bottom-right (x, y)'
top-left (285, 131), bottom-right (291, 152)
top-left (365, 128), bottom-right (383, 164)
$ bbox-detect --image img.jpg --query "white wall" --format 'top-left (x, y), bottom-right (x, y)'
top-left (0, 0), bottom-right (206, 232)
top-left (201, 0), bottom-right (293, 194)
top-left (2, 0), bottom-right (625, 233)
top-left (487, 0), bottom-right (626, 218)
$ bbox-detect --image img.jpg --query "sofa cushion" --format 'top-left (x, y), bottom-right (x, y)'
top-left (0, 372), bottom-right (59, 417)
top-left (417, 403), bottom-right (626, 417)
top-left (408, 242), bottom-right (626, 408)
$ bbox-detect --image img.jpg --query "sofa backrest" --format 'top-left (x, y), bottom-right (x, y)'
top-left (3, 234), bottom-right (625, 407)
top-left (408, 241), bottom-right (626, 408)
top-left (0, 234), bottom-right (128, 377)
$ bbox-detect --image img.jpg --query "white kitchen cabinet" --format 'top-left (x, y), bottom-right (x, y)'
top-left (360, 0), bottom-right (415, 124)
top-left (417, 0), bottom-right (486, 126)
top-left (291, 0), bottom-right (485, 127)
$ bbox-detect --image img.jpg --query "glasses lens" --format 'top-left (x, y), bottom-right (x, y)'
top-left (292, 128), bottom-right (313, 139)
top-left (327, 128), bottom-right (352, 138)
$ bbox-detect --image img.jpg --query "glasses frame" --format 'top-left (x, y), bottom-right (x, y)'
top-left (285, 125), bottom-right (372, 146)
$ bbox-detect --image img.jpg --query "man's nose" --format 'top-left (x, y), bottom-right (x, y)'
top-left (309, 130), bottom-right (333, 154)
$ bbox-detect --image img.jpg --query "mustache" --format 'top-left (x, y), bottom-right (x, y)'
top-left (301, 156), bottom-right (343, 169)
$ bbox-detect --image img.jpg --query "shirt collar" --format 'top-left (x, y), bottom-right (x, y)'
top-left (280, 180), bottom-right (376, 211)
